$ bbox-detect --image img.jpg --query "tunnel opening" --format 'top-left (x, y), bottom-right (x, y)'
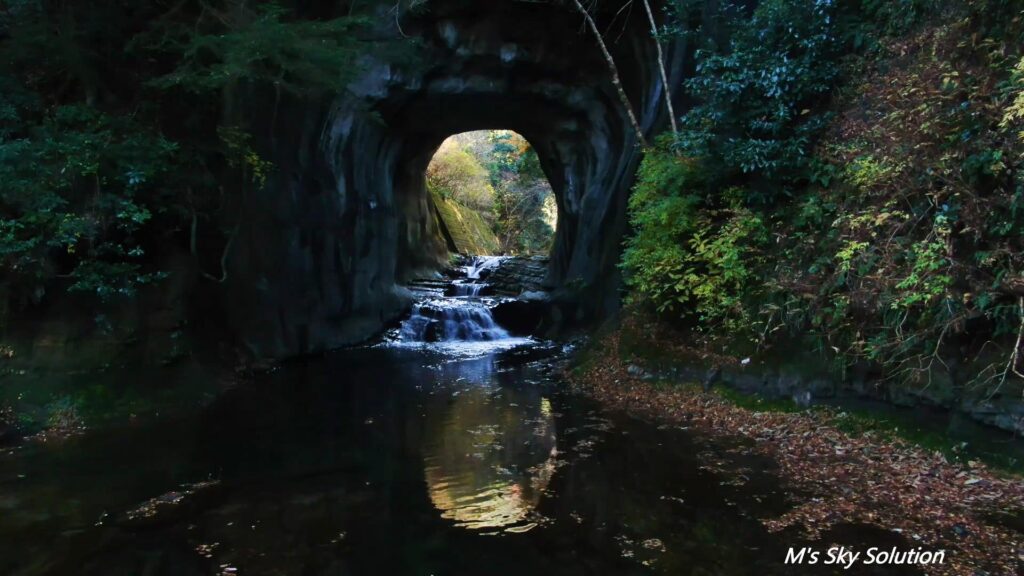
top-left (221, 0), bottom-right (692, 357)
top-left (425, 130), bottom-right (557, 258)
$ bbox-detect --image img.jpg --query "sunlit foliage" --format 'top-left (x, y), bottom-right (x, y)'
top-left (487, 132), bottom-right (555, 255)
top-left (427, 140), bottom-right (496, 210)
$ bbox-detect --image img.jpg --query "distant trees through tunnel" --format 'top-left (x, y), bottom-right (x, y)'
top-left (426, 131), bottom-right (557, 257)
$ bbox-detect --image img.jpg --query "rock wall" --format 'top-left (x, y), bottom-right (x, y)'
top-left (487, 257), bottom-right (551, 296)
top-left (431, 192), bottom-right (500, 256)
top-left (218, 0), bottom-right (693, 358)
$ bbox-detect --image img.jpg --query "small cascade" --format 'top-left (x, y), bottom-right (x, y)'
top-left (397, 255), bottom-right (512, 344)
top-left (447, 255), bottom-right (506, 299)
top-left (400, 300), bottom-right (510, 342)
top-left (462, 255), bottom-right (507, 280)
top-left (451, 282), bottom-right (484, 297)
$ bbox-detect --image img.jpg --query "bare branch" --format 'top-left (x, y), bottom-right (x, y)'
top-left (390, 0), bottom-right (409, 38)
top-left (570, 0), bottom-right (647, 147)
top-left (991, 297), bottom-right (1024, 399)
top-left (201, 221), bottom-right (239, 284)
top-left (641, 0), bottom-right (678, 136)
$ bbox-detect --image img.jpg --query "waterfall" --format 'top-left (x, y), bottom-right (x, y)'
top-left (398, 255), bottom-right (512, 343)
top-left (446, 255), bottom-right (507, 299)
top-left (400, 300), bottom-right (509, 342)
top-left (452, 282), bottom-right (484, 297)
top-left (462, 256), bottom-right (507, 280)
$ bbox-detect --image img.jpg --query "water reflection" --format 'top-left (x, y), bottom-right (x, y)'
top-left (421, 356), bottom-right (558, 532)
top-left (0, 344), bottom-right (932, 576)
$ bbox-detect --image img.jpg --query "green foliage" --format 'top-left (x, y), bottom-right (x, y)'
top-left (624, 0), bottom-right (1024, 397)
top-left (856, 0), bottom-right (939, 35)
top-left (891, 239), bottom-right (952, 310)
top-left (622, 144), bottom-right (767, 330)
top-left (843, 152), bottom-right (903, 192)
top-left (487, 131), bottom-right (555, 255)
top-left (430, 189), bottom-right (501, 256)
top-left (0, 104), bottom-right (177, 301)
top-left (673, 0), bottom-right (840, 192)
top-left (622, 0), bottom-right (840, 333)
top-left (45, 395), bottom-right (84, 430)
top-left (834, 240), bottom-right (869, 274)
top-left (218, 126), bottom-right (274, 188)
top-left (621, 149), bottom-right (703, 313)
top-left (0, 0), bottom-right (379, 312)
top-left (426, 131), bottom-right (554, 256)
top-left (426, 141), bottom-right (495, 210)
top-left (148, 3), bottom-right (369, 96)
top-left (1002, 56), bottom-right (1024, 143)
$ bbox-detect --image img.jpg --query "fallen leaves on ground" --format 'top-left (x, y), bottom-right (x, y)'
top-left (568, 328), bottom-right (1024, 576)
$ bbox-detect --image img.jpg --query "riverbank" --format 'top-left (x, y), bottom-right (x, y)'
top-left (568, 316), bottom-right (1024, 576)
top-left (0, 356), bottom-right (243, 448)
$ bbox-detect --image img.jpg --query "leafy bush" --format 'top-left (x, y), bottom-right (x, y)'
top-left (1002, 56), bottom-right (1024, 143)
top-left (0, 105), bottom-right (177, 301)
top-left (623, 0), bottom-right (840, 333)
top-left (0, 1), bottom-right (377, 311)
top-left (623, 143), bottom-right (767, 330)
top-left (626, 0), bottom-right (1024, 395)
top-left (673, 0), bottom-right (841, 194)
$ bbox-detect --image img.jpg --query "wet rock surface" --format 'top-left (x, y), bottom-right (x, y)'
top-left (963, 396), bottom-right (1024, 435)
top-left (486, 256), bottom-right (551, 296)
top-left (491, 299), bottom-right (547, 336)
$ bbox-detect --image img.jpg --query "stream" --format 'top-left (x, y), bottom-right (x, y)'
top-left (0, 259), bottom-right (940, 575)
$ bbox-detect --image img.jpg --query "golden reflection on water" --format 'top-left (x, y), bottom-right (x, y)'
top-left (423, 389), bottom-right (558, 532)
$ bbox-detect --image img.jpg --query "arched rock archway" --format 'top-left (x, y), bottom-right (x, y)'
top-left (223, 0), bottom-right (693, 357)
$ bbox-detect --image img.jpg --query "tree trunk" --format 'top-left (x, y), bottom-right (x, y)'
top-left (641, 0), bottom-right (678, 136)
top-left (570, 0), bottom-right (647, 147)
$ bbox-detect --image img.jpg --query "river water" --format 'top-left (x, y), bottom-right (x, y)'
top-left (0, 263), bottom-right (929, 575)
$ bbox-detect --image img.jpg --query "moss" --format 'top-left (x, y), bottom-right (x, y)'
top-left (714, 387), bottom-right (804, 413)
top-left (598, 309), bottom-right (1024, 474)
top-left (431, 190), bottom-right (500, 255)
top-left (828, 409), bottom-right (1024, 475)
top-left (708, 384), bottom-right (1024, 473)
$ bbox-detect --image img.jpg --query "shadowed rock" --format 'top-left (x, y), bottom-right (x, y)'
top-left (220, 0), bottom-right (693, 358)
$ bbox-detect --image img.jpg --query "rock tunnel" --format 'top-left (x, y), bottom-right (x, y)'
top-left (221, 0), bottom-right (693, 358)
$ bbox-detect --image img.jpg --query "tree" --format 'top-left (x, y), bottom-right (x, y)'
top-left (426, 140), bottom-right (495, 210)
top-left (0, 1), bottom-right (375, 306)
top-left (148, 2), bottom-right (368, 97)
top-left (487, 132), bottom-right (555, 255)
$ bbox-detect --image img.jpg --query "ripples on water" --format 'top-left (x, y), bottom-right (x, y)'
top-left (386, 337), bottom-right (534, 358)
top-left (0, 342), bottom-right (926, 575)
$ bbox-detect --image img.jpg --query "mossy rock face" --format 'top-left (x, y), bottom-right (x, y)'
top-left (431, 191), bottom-right (500, 255)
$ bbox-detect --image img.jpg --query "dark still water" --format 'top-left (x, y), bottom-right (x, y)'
top-left (0, 341), bottom-right (919, 576)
